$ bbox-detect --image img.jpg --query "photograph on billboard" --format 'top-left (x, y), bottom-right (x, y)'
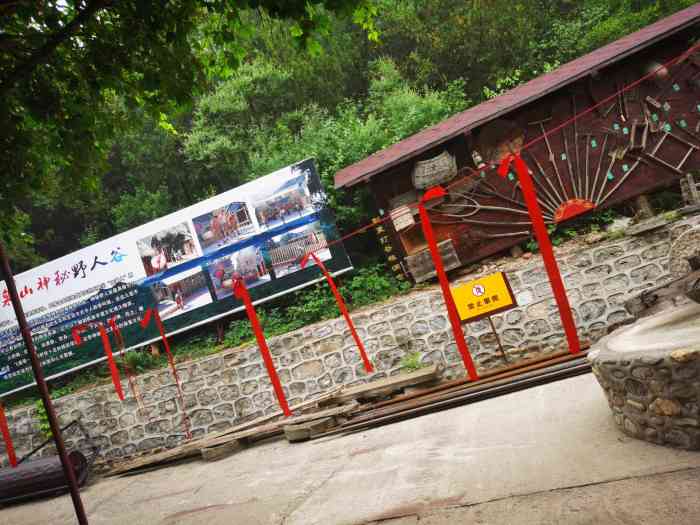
top-left (151, 268), bottom-right (214, 320)
top-left (137, 222), bottom-right (200, 275)
top-left (0, 158), bottom-right (352, 397)
top-left (266, 221), bottom-right (331, 278)
top-left (192, 201), bottom-right (256, 255)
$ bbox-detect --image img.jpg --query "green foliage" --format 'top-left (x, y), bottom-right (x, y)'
top-left (1, 210), bottom-right (46, 270)
top-left (399, 351), bottom-right (424, 372)
top-left (285, 284), bottom-right (339, 326)
top-left (35, 400), bottom-right (52, 439)
top-left (1, 1), bottom-right (378, 267)
top-left (606, 229), bottom-right (627, 240)
top-left (527, 0), bottom-right (696, 82)
top-left (341, 263), bottom-right (412, 307)
top-left (590, 209), bottom-right (619, 227)
top-left (651, 189), bottom-right (684, 212)
top-left (112, 186), bottom-right (172, 233)
top-left (238, 59), bottom-right (469, 227)
top-left (121, 350), bottom-right (164, 374)
top-left (662, 210), bottom-right (681, 222)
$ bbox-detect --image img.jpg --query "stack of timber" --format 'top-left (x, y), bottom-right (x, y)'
top-left (105, 386), bottom-right (348, 475)
top-left (105, 367), bottom-right (441, 476)
top-left (105, 353), bottom-right (590, 476)
top-left (312, 349), bottom-right (591, 439)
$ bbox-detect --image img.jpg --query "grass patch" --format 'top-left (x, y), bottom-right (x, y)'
top-left (399, 351), bottom-right (425, 372)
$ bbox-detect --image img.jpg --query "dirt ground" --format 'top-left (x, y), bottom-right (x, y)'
top-left (2, 373), bottom-right (700, 525)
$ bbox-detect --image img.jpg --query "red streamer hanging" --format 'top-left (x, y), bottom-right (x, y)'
top-left (108, 317), bottom-right (145, 412)
top-left (300, 252), bottom-right (374, 373)
top-left (72, 322), bottom-right (125, 400)
top-left (498, 153), bottom-right (581, 354)
top-left (419, 187), bottom-right (479, 381)
top-left (140, 308), bottom-right (192, 440)
top-left (233, 279), bottom-right (292, 417)
top-left (0, 403), bottom-right (17, 468)
top-left (97, 323), bottom-right (125, 401)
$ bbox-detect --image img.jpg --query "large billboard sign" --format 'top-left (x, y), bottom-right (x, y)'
top-left (0, 159), bottom-right (352, 397)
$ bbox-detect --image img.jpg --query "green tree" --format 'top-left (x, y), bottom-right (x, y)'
top-left (189, 58), bottom-right (469, 227)
top-left (0, 0), bottom-right (378, 267)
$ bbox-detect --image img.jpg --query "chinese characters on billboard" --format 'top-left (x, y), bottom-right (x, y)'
top-left (0, 159), bottom-right (352, 396)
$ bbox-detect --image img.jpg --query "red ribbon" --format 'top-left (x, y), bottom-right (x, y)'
top-left (108, 317), bottom-right (143, 410)
top-left (233, 279), bottom-right (292, 417)
top-left (300, 252), bottom-right (374, 373)
top-left (139, 308), bottom-right (153, 330)
top-left (419, 187), bottom-right (479, 381)
top-left (73, 322), bottom-right (125, 400)
top-left (71, 324), bottom-right (87, 346)
top-left (498, 153), bottom-right (581, 354)
top-left (0, 403), bottom-right (17, 468)
top-left (140, 308), bottom-right (191, 439)
top-left (97, 323), bottom-right (125, 401)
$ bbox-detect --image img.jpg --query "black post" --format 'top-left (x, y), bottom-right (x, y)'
top-left (0, 242), bottom-right (88, 524)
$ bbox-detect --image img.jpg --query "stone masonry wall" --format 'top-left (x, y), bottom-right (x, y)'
top-left (2, 215), bottom-right (699, 466)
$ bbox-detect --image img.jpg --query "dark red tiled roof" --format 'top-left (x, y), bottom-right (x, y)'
top-left (334, 3), bottom-right (700, 188)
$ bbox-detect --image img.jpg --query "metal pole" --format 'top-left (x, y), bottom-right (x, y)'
top-left (0, 242), bottom-right (88, 524)
top-left (499, 154), bottom-right (581, 354)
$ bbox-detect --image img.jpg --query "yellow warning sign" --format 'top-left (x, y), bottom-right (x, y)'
top-left (451, 271), bottom-right (517, 322)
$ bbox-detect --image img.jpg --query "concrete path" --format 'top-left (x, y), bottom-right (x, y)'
top-left (2, 373), bottom-right (700, 525)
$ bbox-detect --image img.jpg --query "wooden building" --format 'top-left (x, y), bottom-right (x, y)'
top-left (335, 5), bottom-right (700, 282)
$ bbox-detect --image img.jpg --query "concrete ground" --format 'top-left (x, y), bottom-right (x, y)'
top-left (2, 373), bottom-right (700, 525)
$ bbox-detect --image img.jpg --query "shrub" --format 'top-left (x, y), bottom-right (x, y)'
top-left (399, 352), bottom-right (424, 372)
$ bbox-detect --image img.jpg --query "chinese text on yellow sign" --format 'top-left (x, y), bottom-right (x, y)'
top-left (451, 271), bottom-right (516, 322)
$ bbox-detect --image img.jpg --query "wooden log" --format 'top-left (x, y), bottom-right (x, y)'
top-left (634, 194), bottom-right (655, 219)
top-left (626, 216), bottom-right (669, 236)
top-left (107, 443), bottom-right (203, 476)
top-left (0, 451), bottom-right (89, 504)
top-left (316, 360), bottom-right (592, 438)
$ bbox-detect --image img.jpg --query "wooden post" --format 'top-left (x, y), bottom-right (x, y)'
top-left (634, 194), bottom-right (655, 219)
top-left (487, 316), bottom-right (509, 364)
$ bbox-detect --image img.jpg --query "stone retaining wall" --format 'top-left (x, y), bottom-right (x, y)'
top-left (2, 215), bottom-right (699, 466)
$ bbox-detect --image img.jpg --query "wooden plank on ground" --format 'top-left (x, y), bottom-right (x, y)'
top-left (322, 365), bottom-right (440, 406)
top-left (327, 355), bottom-right (592, 431)
top-left (362, 348), bottom-right (589, 412)
top-left (107, 391), bottom-right (349, 476)
top-left (284, 417), bottom-right (336, 443)
top-left (107, 443), bottom-right (203, 476)
top-left (194, 385), bottom-right (345, 443)
top-left (201, 439), bottom-right (245, 462)
top-left (199, 401), bottom-right (359, 450)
